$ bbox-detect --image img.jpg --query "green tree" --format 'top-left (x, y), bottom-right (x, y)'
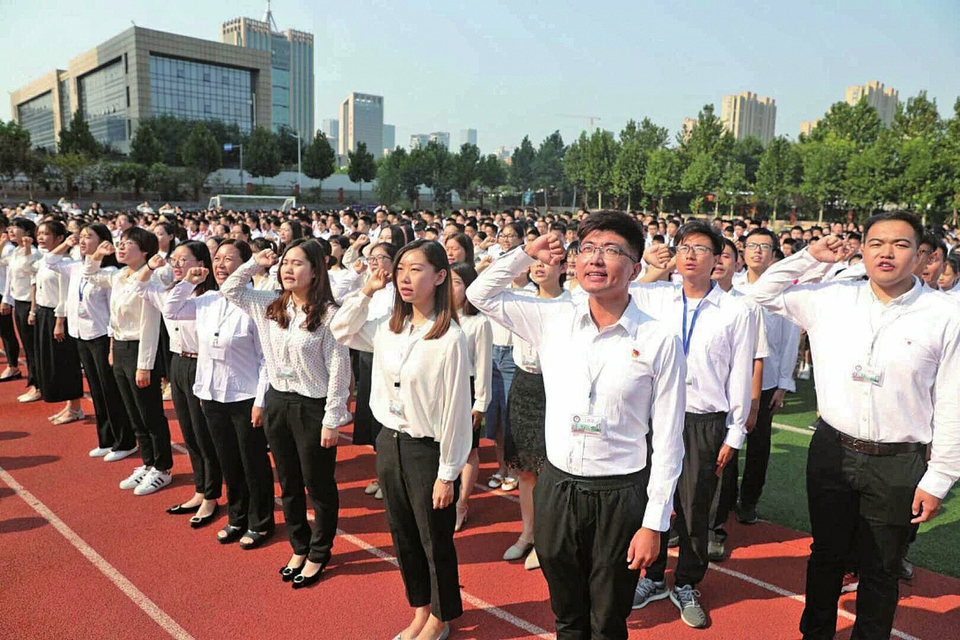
top-left (276, 125), bottom-right (302, 167)
top-left (643, 148), bottom-right (682, 212)
top-left (809, 100), bottom-right (882, 150)
top-left (681, 104), bottom-right (733, 163)
top-left (107, 162), bottom-right (150, 198)
top-left (50, 152), bottom-right (95, 196)
top-left (302, 131), bottom-right (336, 184)
top-left (58, 110), bottom-right (100, 157)
top-left (180, 122), bottom-right (222, 199)
top-left (732, 136), bottom-right (765, 185)
top-left (0, 121), bottom-right (33, 197)
top-left (946, 98), bottom-right (960, 223)
top-left (453, 143), bottom-right (481, 203)
top-left (843, 130), bottom-right (899, 218)
top-left (510, 136), bottom-right (536, 193)
top-left (244, 126), bottom-right (282, 180)
top-left (150, 114), bottom-right (193, 165)
top-left (401, 147), bottom-right (431, 207)
top-left (420, 141), bottom-right (455, 206)
top-left (799, 138), bottom-right (854, 224)
top-left (612, 138), bottom-right (646, 211)
top-left (147, 163), bottom-right (184, 200)
top-left (583, 129), bottom-right (619, 209)
top-left (892, 91), bottom-right (944, 140)
top-left (347, 141), bottom-right (378, 200)
top-left (755, 137), bottom-right (800, 219)
top-left (681, 153), bottom-right (722, 214)
top-left (477, 154), bottom-right (506, 209)
top-left (375, 147), bottom-right (406, 205)
top-left (563, 132), bottom-right (588, 207)
top-left (533, 131), bottom-right (566, 207)
top-left (129, 121), bottom-right (164, 166)
top-left (717, 161), bottom-right (748, 216)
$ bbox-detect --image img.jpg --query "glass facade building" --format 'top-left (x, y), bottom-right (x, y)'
top-left (78, 59), bottom-right (127, 148)
top-left (270, 35), bottom-right (291, 131)
top-left (17, 92), bottom-right (56, 151)
top-left (149, 54), bottom-right (254, 131)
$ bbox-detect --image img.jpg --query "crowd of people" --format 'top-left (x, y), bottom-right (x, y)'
top-left (1, 198), bottom-right (958, 640)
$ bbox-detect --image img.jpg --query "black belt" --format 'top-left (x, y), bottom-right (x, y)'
top-left (178, 352), bottom-right (198, 359)
top-left (821, 421), bottom-right (926, 456)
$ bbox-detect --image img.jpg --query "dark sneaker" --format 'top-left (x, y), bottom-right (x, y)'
top-left (632, 577), bottom-right (669, 610)
top-left (708, 539), bottom-right (725, 562)
top-left (900, 557), bottom-right (914, 581)
top-left (737, 503), bottom-right (758, 525)
top-left (670, 584), bottom-right (707, 628)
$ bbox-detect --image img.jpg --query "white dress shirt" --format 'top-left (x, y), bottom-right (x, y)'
top-left (0, 242), bottom-right (16, 305)
top-left (734, 280), bottom-right (800, 392)
top-left (328, 268), bottom-right (364, 305)
top-left (164, 282), bottom-right (267, 407)
top-left (511, 290), bottom-right (573, 375)
top-left (83, 259), bottom-right (161, 370)
top-left (35, 251), bottom-right (67, 316)
top-left (747, 249), bottom-right (960, 499)
top-left (467, 247), bottom-right (687, 532)
top-left (626, 281), bottom-right (759, 449)
top-left (220, 258), bottom-right (351, 429)
top-left (6, 247), bottom-right (41, 302)
top-left (42, 255), bottom-right (114, 340)
top-left (133, 279), bottom-right (199, 355)
top-left (331, 291), bottom-right (473, 481)
top-left (458, 313), bottom-right (493, 414)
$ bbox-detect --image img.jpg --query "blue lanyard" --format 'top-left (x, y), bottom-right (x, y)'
top-left (681, 283), bottom-right (714, 356)
top-left (78, 278), bottom-right (87, 303)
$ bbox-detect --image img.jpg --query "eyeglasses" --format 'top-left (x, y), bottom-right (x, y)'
top-left (498, 233), bottom-right (519, 240)
top-left (168, 258), bottom-right (196, 267)
top-left (744, 242), bottom-right (774, 252)
top-left (578, 243), bottom-right (638, 261)
top-left (676, 245), bottom-right (714, 257)
top-left (368, 256), bottom-right (393, 264)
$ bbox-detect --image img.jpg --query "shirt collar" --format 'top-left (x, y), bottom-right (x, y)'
top-left (575, 296), bottom-right (642, 336)
top-left (673, 280), bottom-right (724, 307)
top-left (870, 276), bottom-right (923, 308)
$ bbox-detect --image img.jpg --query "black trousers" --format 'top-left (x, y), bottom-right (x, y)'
top-left (377, 428), bottom-right (462, 621)
top-left (740, 387), bottom-right (776, 509)
top-left (35, 306), bottom-right (83, 403)
top-left (112, 340), bottom-right (173, 470)
top-left (800, 422), bottom-right (926, 640)
top-left (647, 412), bottom-right (727, 587)
top-left (535, 461), bottom-right (650, 640)
top-left (14, 300), bottom-right (38, 389)
top-left (0, 310), bottom-right (19, 367)
top-left (169, 355), bottom-right (221, 499)
top-left (352, 350), bottom-right (383, 448)
top-left (204, 398), bottom-right (275, 532)
top-left (263, 387), bottom-right (338, 562)
top-left (76, 336), bottom-right (134, 451)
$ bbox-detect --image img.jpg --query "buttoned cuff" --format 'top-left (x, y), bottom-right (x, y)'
top-left (918, 470), bottom-right (953, 500)
top-left (437, 464), bottom-right (460, 483)
top-left (778, 377), bottom-right (796, 393)
top-left (724, 427), bottom-right (745, 450)
top-left (322, 406), bottom-right (352, 430)
top-left (642, 499), bottom-right (672, 532)
top-left (471, 398), bottom-right (489, 414)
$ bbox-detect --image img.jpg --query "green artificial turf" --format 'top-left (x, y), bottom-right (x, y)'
top-left (752, 377), bottom-right (960, 578)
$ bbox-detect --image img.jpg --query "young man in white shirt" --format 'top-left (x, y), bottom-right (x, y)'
top-left (467, 211), bottom-right (686, 640)
top-left (630, 220), bottom-right (758, 628)
top-left (748, 211), bottom-right (960, 639)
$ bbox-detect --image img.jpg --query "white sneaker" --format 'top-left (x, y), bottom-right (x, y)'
top-left (104, 446), bottom-right (138, 462)
top-left (134, 469), bottom-right (172, 496)
top-left (89, 447), bottom-right (112, 458)
top-left (120, 465), bottom-right (150, 490)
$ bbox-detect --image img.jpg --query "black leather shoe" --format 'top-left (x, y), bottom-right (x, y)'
top-left (239, 528), bottom-right (274, 550)
top-left (217, 524), bottom-right (245, 545)
top-left (0, 371), bottom-right (23, 382)
top-left (279, 562), bottom-right (305, 582)
top-left (166, 503), bottom-right (199, 515)
top-left (900, 557), bottom-right (915, 581)
top-left (291, 560), bottom-right (328, 589)
top-left (189, 504), bottom-right (220, 529)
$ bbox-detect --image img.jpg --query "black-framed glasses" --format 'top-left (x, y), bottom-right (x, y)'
top-left (578, 243), bottom-right (637, 261)
top-left (744, 242), bottom-right (774, 252)
top-left (676, 245), bottom-right (713, 257)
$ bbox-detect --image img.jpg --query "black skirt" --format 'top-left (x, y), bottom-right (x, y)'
top-left (504, 368), bottom-right (547, 473)
top-left (35, 306), bottom-right (83, 403)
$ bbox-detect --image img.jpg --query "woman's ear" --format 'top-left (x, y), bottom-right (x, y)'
top-left (434, 268), bottom-right (448, 287)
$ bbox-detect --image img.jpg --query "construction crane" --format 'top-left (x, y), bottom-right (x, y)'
top-left (557, 114), bottom-right (602, 131)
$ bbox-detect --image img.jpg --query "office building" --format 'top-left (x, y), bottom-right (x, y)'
top-left (382, 124), bottom-right (395, 154)
top-left (799, 119), bottom-right (821, 137)
top-left (460, 128), bottom-right (478, 148)
top-left (410, 133), bottom-right (430, 150)
top-left (338, 92), bottom-right (384, 158)
top-left (720, 91), bottom-right (777, 146)
top-left (221, 3), bottom-right (314, 138)
top-left (429, 132), bottom-right (450, 150)
top-left (845, 80), bottom-right (899, 126)
top-left (11, 27), bottom-right (270, 154)
top-left (681, 117), bottom-right (697, 143)
top-left (322, 118), bottom-right (338, 137)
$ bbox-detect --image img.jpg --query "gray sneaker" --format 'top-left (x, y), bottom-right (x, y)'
top-left (670, 584), bottom-right (707, 628)
top-left (707, 539), bottom-right (725, 562)
top-left (631, 577), bottom-right (669, 610)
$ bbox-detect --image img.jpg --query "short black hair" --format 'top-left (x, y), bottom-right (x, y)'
top-left (675, 219), bottom-right (723, 255)
top-left (577, 210), bottom-right (645, 260)
top-left (863, 211), bottom-right (923, 246)
top-left (745, 227), bottom-right (778, 246)
top-left (721, 238), bottom-right (740, 259)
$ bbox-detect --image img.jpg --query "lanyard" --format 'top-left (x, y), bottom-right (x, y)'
top-left (78, 278), bottom-right (87, 303)
top-left (681, 282), bottom-right (714, 356)
top-left (393, 322), bottom-right (429, 389)
top-left (212, 295), bottom-right (232, 346)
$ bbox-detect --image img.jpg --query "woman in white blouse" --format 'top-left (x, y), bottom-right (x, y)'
top-left (220, 238), bottom-right (351, 588)
top-left (164, 239), bottom-right (274, 547)
top-left (44, 223), bottom-right (135, 458)
top-left (86, 228), bottom-right (173, 497)
top-left (331, 239), bottom-right (472, 640)
top-left (5, 218), bottom-right (42, 402)
top-left (0, 214), bottom-right (24, 383)
top-left (33, 220), bottom-right (84, 424)
top-left (449, 261), bottom-right (493, 532)
top-left (133, 242), bottom-right (222, 527)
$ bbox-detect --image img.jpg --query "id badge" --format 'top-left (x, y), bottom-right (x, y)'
top-left (277, 364), bottom-right (296, 380)
top-left (77, 305), bottom-right (90, 319)
top-left (389, 398), bottom-right (405, 418)
top-left (522, 353), bottom-right (538, 368)
top-left (570, 413), bottom-right (604, 436)
top-left (851, 364), bottom-right (884, 387)
top-left (209, 345), bottom-right (227, 361)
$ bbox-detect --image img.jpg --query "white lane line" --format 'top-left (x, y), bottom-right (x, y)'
top-left (772, 421), bottom-right (816, 436)
top-left (0, 465), bottom-right (195, 640)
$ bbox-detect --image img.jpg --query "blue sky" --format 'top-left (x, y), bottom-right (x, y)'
top-left (2, 0), bottom-right (958, 152)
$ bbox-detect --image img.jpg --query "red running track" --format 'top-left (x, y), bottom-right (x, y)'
top-left (1, 378), bottom-right (959, 640)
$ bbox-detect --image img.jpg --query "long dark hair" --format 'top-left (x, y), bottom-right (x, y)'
top-left (174, 240), bottom-right (217, 296)
top-left (81, 223), bottom-right (120, 269)
top-left (446, 232), bottom-right (475, 265)
top-left (451, 261), bottom-right (479, 316)
top-left (154, 221), bottom-right (179, 255)
top-left (218, 238), bottom-right (253, 263)
top-left (388, 240), bottom-right (458, 340)
top-left (38, 219), bottom-right (67, 246)
top-left (279, 219), bottom-right (304, 253)
top-left (265, 238), bottom-right (335, 332)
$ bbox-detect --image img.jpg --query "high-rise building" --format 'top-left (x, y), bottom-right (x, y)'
top-left (460, 128), bottom-right (478, 148)
top-left (221, 2), bottom-right (314, 138)
top-left (410, 133), bottom-right (430, 150)
top-left (681, 117), bottom-right (697, 143)
top-left (799, 119), bottom-right (821, 137)
top-left (338, 92), bottom-right (384, 158)
top-left (322, 118), bottom-right (338, 137)
top-left (845, 80), bottom-right (899, 126)
top-left (382, 124), bottom-right (396, 154)
top-left (429, 132), bottom-right (450, 150)
top-left (11, 27), bottom-right (270, 153)
top-left (720, 91), bottom-right (777, 146)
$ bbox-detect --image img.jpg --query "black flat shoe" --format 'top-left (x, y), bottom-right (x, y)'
top-left (189, 504), bottom-right (220, 529)
top-left (0, 372), bottom-right (23, 382)
top-left (291, 560), bottom-right (328, 589)
top-left (279, 562), bottom-right (305, 582)
top-left (217, 524), bottom-right (245, 545)
top-left (166, 503), bottom-right (199, 515)
top-left (238, 528), bottom-right (274, 550)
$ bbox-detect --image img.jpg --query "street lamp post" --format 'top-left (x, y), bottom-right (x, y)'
top-left (223, 143), bottom-right (244, 191)
top-left (286, 130), bottom-right (302, 194)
